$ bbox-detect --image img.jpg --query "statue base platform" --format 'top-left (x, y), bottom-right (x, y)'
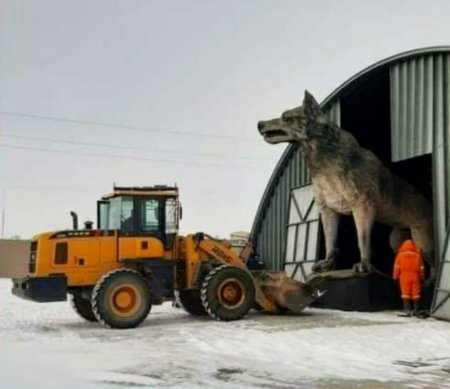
top-left (307, 269), bottom-right (433, 312)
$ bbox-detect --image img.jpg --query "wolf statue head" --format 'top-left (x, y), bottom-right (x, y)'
top-left (258, 91), bottom-right (327, 144)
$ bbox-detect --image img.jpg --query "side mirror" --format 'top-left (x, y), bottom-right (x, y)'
top-left (179, 203), bottom-right (183, 220)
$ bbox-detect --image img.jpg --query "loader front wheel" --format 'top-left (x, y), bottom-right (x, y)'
top-left (70, 293), bottom-right (97, 322)
top-left (201, 265), bottom-right (255, 321)
top-left (92, 269), bottom-right (152, 329)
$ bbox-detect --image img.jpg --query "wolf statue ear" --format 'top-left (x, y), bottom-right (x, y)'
top-left (303, 90), bottom-right (322, 119)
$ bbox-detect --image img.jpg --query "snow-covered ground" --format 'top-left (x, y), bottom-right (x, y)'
top-left (1, 279), bottom-right (449, 389)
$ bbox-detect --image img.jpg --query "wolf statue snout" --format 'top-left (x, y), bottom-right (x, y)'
top-left (257, 121), bottom-right (265, 132)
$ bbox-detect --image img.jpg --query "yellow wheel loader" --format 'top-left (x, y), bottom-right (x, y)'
top-left (12, 186), bottom-right (322, 328)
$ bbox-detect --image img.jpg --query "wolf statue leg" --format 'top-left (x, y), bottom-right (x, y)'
top-left (312, 207), bottom-right (340, 272)
top-left (352, 205), bottom-right (375, 273)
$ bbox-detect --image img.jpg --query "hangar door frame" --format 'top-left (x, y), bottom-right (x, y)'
top-left (283, 184), bottom-right (320, 282)
top-left (432, 230), bottom-right (450, 318)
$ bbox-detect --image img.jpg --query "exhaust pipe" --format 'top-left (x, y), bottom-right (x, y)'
top-left (70, 211), bottom-right (78, 230)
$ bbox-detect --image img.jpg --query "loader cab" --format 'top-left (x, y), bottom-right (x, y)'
top-left (97, 186), bottom-right (181, 249)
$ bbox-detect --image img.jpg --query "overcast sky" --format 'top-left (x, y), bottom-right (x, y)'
top-left (1, 0), bottom-right (449, 239)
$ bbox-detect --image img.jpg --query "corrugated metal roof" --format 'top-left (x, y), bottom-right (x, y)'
top-left (251, 46), bottom-right (450, 320)
top-left (321, 46), bottom-right (450, 108)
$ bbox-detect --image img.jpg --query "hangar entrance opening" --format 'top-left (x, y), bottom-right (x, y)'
top-left (325, 155), bottom-right (433, 278)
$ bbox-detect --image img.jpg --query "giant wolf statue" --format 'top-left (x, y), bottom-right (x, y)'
top-left (258, 91), bottom-right (434, 279)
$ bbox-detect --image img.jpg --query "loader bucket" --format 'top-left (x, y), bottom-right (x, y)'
top-left (252, 271), bottom-right (324, 313)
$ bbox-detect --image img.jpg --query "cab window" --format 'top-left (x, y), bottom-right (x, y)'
top-left (140, 199), bottom-right (160, 232)
top-left (165, 198), bottom-right (177, 234)
top-left (121, 196), bottom-right (135, 233)
top-left (54, 242), bottom-right (68, 265)
top-left (108, 197), bottom-right (121, 230)
top-left (98, 201), bottom-right (110, 229)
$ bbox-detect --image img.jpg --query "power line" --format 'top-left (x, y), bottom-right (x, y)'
top-left (0, 133), bottom-right (268, 162)
top-left (0, 143), bottom-right (273, 169)
top-left (0, 110), bottom-right (258, 142)
top-left (0, 185), bottom-right (97, 192)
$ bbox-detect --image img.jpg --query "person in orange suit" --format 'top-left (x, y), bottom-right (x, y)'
top-left (393, 239), bottom-right (425, 317)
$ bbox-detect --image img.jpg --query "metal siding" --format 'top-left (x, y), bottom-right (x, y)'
top-left (269, 190), bottom-right (276, 263)
top-left (272, 183), bottom-right (279, 263)
top-left (278, 173), bottom-right (285, 269)
top-left (267, 185), bottom-right (274, 267)
top-left (253, 100), bottom-right (340, 270)
top-left (390, 55), bottom-right (437, 161)
top-left (255, 152), bottom-right (307, 269)
top-left (433, 232), bottom-right (450, 320)
top-left (390, 65), bottom-right (400, 156)
top-left (265, 189), bottom-right (271, 266)
top-left (446, 54), bottom-right (450, 230)
top-left (274, 179), bottom-right (280, 269)
top-left (282, 173), bottom-right (288, 267)
top-left (415, 57), bottom-right (424, 152)
top-left (263, 219), bottom-right (268, 263)
top-left (425, 55), bottom-right (434, 154)
top-left (294, 148), bottom-right (300, 185)
top-left (257, 225), bottom-right (262, 262)
top-left (264, 218), bottom-right (268, 261)
top-left (281, 169), bottom-right (289, 264)
top-left (288, 149), bottom-right (295, 186)
top-left (432, 54), bottom-right (450, 320)
top-left (431, 54), bottom-right (449, 258)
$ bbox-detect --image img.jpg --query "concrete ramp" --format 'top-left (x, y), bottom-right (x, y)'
top-left (0, 239), bottom-right (30, 278)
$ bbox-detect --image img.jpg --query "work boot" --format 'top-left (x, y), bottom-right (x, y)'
top-left (398, 299), bottom-right (412, 317)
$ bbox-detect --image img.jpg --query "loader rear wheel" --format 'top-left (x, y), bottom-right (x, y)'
top-left (175, 290), bottom-right (207, 316)
top-left (70, 293), bottom-right (97, 322)
top-left (201, 265), bottom-right (255, 321)
top-left (92, 269), bottom-right (152, 329)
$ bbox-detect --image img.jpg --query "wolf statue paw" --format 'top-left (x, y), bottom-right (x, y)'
top-left (352, 262), bottom-right (371, 273)
top-left (312, 259), bottom-right (334, 273)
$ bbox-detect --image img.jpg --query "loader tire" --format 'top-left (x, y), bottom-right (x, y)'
top-left (175, 290), bottom-right (207, 316)
top-left (201, 265), bottom-right (255, 321)
top-left (92, 269), bottom-right (152, 329)
top-left (70, 293), bottom-right (97, 322)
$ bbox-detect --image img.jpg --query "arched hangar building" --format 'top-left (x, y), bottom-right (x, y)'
top-left (250, 47), bottom-right (450, 320)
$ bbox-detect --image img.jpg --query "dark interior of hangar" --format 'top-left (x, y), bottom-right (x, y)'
top-left (316, 67), bottom-right (434, 309)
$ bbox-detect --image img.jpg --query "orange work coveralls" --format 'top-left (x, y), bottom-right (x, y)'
top-left (393, 240), bottom-right (425, 300)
